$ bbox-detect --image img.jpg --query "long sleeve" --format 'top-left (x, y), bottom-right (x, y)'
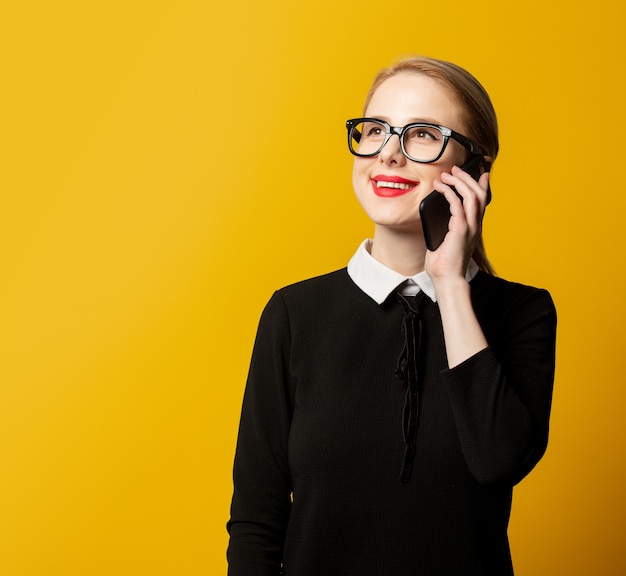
top-left (441, 281), bottom-right (557, 485)
top-left (226, 268), bottom-right (557, 576)
top-left (227, 292), bottom-right (294, 576)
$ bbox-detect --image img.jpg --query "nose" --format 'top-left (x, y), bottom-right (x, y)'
top-left (378, 134), bottom-right (406, 165)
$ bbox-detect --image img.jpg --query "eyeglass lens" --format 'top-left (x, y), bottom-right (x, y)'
top-left (350, 120), bottom-right (446, 162)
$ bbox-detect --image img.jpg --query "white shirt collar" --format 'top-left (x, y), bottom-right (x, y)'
top-left (347, 239), bottom-right (479, 304)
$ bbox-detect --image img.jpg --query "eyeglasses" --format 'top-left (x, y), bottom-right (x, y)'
top-left (346, 118), bottom-right (484, 163)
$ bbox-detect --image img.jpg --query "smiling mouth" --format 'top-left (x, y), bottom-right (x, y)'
top-left (373, 180), bottom-right (416, 190)
top-left (371, 178), bottom-right (419, 197)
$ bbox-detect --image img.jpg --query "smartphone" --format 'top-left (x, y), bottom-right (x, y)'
top-left (419, 155), bottom-right (490, 251)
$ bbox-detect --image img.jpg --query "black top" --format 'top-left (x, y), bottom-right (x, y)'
top-left (227, 269), bottom-right (557, 576)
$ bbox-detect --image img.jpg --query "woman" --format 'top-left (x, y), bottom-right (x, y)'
top-left (227, 56), bottom-right (557, 576)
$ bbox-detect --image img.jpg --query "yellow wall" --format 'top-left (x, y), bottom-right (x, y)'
top-left (1, 1), bottom-right (624, 574)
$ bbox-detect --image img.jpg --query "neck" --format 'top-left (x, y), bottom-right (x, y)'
top-left (369, 225), bottom-right (427, 276)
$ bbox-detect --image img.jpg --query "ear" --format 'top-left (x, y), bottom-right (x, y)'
top-left (482, 155), bottom-right (494, 172)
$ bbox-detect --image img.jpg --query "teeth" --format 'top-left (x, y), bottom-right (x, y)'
top-left (375, 181), bottom-right (414, 190)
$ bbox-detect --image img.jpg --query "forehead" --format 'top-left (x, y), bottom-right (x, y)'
top-left (365, 72), bottom-right (464, 130)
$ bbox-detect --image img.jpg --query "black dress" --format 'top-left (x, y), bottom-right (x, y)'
top-left (227, 268), bottom-right (557, 576)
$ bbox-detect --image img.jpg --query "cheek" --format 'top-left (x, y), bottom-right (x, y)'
top-left (352, 159), bottom-right (369, 195)
top-left (446, 145), bottom-right (471, 169)
top-left (426, 153), bottom-right (465, 183)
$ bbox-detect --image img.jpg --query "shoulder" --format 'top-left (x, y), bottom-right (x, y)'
top-left (472, 271), bottom-right (554, 303)
top-left (259, 268), bottom-right (370, 331)
top-left (273, 268), bottom-right (358, 306)
top-left (471, 271), bottom-right (557, 327)
top-left (277, 268), bottom-right (351, 293)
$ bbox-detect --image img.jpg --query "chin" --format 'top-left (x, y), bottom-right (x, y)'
top-left (368, 205), bottom-right (421, 226)
top-left (373, 216), bottom-right (422, 231)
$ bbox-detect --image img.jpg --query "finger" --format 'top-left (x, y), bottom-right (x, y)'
top-left (451, 165), bottom-right (490, 207)
top-left (443, 167), bottom-right (489, 215)
top-left (479, 172), bottom-right (492, 206)
top-left (432, 179), bottom-right (464, 215)
top-left (438, 171), bottom-right (485, 238)
top-left (437, 172), bottom-right (475, 219)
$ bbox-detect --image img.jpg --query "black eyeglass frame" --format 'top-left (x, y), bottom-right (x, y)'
top-left (346, 117), bottom-right (484, 163)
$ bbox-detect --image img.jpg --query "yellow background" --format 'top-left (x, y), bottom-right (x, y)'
top-left (1, 1), bottom-right (624, 574)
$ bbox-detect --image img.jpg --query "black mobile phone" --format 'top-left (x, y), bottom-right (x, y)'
top-left (419, 155), bottom-right (490, 251)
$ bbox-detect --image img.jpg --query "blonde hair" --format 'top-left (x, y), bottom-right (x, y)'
top-left (365, 56), bottom-right (499, 274)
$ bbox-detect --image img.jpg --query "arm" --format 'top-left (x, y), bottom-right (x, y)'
top-left (428, 168), bottom-right (556, 485)
top-left (435, 277), bottom-right (488, 368)
top-left (441, 285), bottom-right (557, 485)
top-left (427, 166), bottom-right (492, 368)
top-left (227, 292), bottom-right (293, 576)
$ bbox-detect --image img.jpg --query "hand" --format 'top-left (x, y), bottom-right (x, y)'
top-left (424, 165), bottom-right (490, 283)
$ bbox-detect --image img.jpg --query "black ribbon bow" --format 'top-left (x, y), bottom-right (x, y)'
top-left (395, 292), bottom-right (424, 483)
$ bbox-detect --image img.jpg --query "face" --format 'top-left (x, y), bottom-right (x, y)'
top-left (352, 72), bottom-right (469, 232)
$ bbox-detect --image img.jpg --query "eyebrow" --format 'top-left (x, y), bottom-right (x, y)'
top-left (369, 115), bottom-right (444, 126)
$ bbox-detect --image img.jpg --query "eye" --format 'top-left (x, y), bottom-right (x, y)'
top-left (406, 126), bottom-right (441, 141)
top-left (363, 122), bottom-right (385, 138)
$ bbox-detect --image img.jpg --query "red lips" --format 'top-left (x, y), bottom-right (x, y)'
top-left (371, 175), bottom-right (419, 198)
